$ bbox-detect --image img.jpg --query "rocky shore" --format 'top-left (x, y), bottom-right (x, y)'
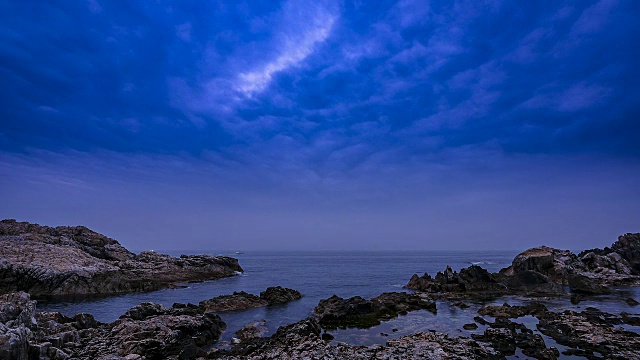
top-left (406, 233), bottom-right (640, 297)
top-left (0, 220), bottom-right (242, 296)
top-left (3, 219), bottom-right (640, 359)
top-left (0, 287), bottom-right (302, 360)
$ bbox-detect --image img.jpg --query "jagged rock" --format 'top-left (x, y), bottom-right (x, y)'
top-left (626, 297), bottom-right (639, 306)
top-left (235, 320), bottom-right (267, 341)
top-left (406, 265), bottom-right (506, 293)
top-left (199, 292), bottom-right (268, 312)
top-left (611, 233), bottom-right (640, 273)
top-left (313, 292), bottom-right (436, 328)
top-left (536, 307), bottom-right (640, 359)
top-left (259, 286), bottom-right (302, 304)
top-left (497, 270), bottom-right (565, 295)
top-left (568, 273), bottom-right (611, 294)
top-left (478, 302), bottom-right (548, 319)
top-left (0, 219), bottom-right (242, 296)
top-left (210, 318), bottom-right (501, 359)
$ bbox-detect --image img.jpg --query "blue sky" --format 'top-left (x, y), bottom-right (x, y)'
top-left (1, 0), bottom-right (639, 251)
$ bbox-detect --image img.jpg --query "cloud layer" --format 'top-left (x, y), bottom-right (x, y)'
top-left (1, 0), bottom-right (639, 250)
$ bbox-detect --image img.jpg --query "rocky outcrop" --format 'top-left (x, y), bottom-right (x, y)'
top-left (0, 219), bottom-right (242, 296)
top-left (0, 292), bottom-right (39, 360)
top-left (210, 317), bottom-right (502, 359)
top-left (199, 287), bottom-right (302, 312)
top-left (536, 307), bottom-right (640, 359)
top-left (406, 265), bottom-right (507, 294)
top-left (610, 233), bottom-right (640, 273)
top-left (1, 292), bottom-right (227, 360)
top-left (199, 292), bottom-right (268, 312)
top-left (313, 292), bottom-right (436, 328)
top-left (259, 286), bottom-right (302, 304)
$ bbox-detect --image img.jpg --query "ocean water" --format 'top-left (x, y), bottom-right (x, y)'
top-left (36, 251), bottom-right (640, 356)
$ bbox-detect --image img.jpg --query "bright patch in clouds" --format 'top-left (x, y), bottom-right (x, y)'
top-left (235, 5), bottom-right (336, 97)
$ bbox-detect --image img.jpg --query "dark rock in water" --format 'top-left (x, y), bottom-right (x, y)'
top-left (321, 332), bottom-right (334, 341)
top-left (313, 292), bottom-right (436, 328)
top-left (0, 219), bottom-right (242, 296)
top-left (200, 287), bottom-right (302, 312)
top-left (474, 316), bottom-right (491, 326)
top-left (497, 270), bottom-right (565, 295)
top-left (199, 292), bottom-right (268, 312)
top-left (236, 320), bottom-right (267, 341)
top-left (452, 301), bottom-right (470, 309)
top-left (478, 302), bottom-right (548, 319)
top-left (406, 265), bottom-right (506, 294)
top-left (626, 297), bottom-right (639, 306)
top-left (568, 273), bottom-right (611, 294)
top-left (463, 323), bottom-right (478, 330)
top-left (570, 294), bottom-right (582, 304)
top-left (209, 317), bottom-right (501, 359)
top-left (536, 307), bottom-right (640, 359)
top-left (259, 286), bottom-right (302, 304)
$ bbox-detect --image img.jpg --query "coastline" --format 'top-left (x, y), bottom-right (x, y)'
top-left (2, 220), bottom-right (640, 359)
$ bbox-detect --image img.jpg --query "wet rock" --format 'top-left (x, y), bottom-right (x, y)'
top-left (235, 320), bottom-right (267, 341)
top-left (478, 302), bottom-right (548, 318)
top-left (568, 273), bottom-right (611, 294)
top-left (452, 301), bottom-right (470, 309)
top-left (406, 265), bottom-right (506, 294)
top-left (626, 297), bottom-right (639, 306)
top-left (210, 318), bottom-right (502, 359)
top-left (497, 270), bottom-right (565, 295)
top-left (199, 292), bottom-right (268, 312)
top-left (570, 293), bottom-right (582, 304)
top-left (0, 219), bottom-right (242, 296)
top-left (463, 323), bottom-right (478, 330)
top-left (321, 332), bottom-right (334, 341)
top-left (313, 292), bottom-right (436, 328)
top-left (259, 286), bottom-right (302, 304)
top-left (536, 307), bottom-right (640, 359)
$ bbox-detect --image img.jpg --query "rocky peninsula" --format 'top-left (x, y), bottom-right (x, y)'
top-left (0, 219), bottom-right (243, 296)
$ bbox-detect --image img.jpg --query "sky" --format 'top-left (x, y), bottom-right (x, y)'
top-left (1, 0), bottom-right (639, 251)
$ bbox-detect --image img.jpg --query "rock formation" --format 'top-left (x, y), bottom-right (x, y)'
top-left (199, 286), bottom-right (302, 312)
top-left (210, 317), bottom-right (502, 359)
top-left (313, 292), bottom-right (436, 328)
top-left (407, 233), bottom-right (640, 297)
top-left (0, 219), bottom-right (242, 296)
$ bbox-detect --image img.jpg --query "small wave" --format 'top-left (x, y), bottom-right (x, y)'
top-left (470, 261), bottom-right (496, 265)
top-left (390, 284), bottom-right (403, 288)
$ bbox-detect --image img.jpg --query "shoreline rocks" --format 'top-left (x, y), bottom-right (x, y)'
top-left (313, 292), bottom-right (436, 329)
top-left (199, 287), bottom-right (302, 312)
top-left (407, 232), bottom-right (640, 298)
top-left (0, 219), bottom-right (242, 297)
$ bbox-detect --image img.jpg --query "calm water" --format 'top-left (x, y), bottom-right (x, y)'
top-left (36, 251), bottom-right (640, 357)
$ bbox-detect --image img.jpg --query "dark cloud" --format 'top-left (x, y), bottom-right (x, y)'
top-left (1, 0), bottom-right (639, 249)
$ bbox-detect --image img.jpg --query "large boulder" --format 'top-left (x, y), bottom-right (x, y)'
top-left (0, 219), bottom-right (242, 296)
top-left (313, 292), bottom-right (436, 328)
top-left (500, 246), bottom-right (584, 284)
top-left (259, 286), bottom-right (302, 304)
top-left (611, 233), bottom-right (640, 273)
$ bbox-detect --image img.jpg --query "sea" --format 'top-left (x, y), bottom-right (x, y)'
top-left (36, 251), bottom-right (640, 358)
